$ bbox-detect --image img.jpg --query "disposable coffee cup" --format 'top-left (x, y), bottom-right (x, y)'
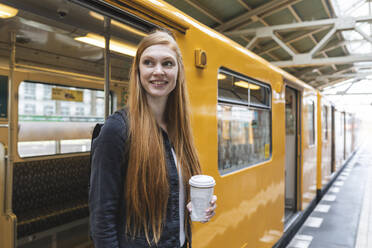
top-left (189, 175), bottom-right (216, 222)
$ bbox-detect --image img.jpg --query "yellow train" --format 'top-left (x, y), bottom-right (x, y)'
top-left (0, 0), bottom-right (358, 247)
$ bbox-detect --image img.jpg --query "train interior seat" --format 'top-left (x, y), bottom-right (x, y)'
top-left (12, 155), bottom-right (90, 238)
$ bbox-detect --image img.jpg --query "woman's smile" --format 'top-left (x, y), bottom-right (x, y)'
top-left (150, 80), bottom-right (168, 86)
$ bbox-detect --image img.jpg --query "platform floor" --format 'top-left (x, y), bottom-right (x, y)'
top-left (287, 141), bottom-right (372, 248)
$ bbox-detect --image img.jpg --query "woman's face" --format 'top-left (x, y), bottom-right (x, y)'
top-left (139, 44), bottom-right (179, 102)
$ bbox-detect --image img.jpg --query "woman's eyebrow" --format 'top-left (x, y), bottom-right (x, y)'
top-left (162, 56), bottom-right (176, 60)
top-left (142, 54), bottom-right (175, 59)
top-left (141, 55), bottom-right (153, 59)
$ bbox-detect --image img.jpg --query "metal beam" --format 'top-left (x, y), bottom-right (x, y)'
top-left (257, 26), bottom-right (330, 56)
top-left (259, 0), bottom-right (302, 19)
top-left (246, 36), bottom-right (258, 49)
top-left (237, 0), bottom-right (299, 58)
top-left (272, 34), bottom-right (296, 56)
top-left (288, 5), bottom-right (301, 22)
top-left (345, 0), bottom-right (365, 15)
top-left (324, 93), bottom-right (372, 95)
top-left (305, 67), bottom-right (357, 86)
top-left (316, 78), bottom-right (344, 89)
top-left (288, 4), bottom-right (333, 68)
top-left (299, 66), bottom-right (354, 79)
top-left (272, 54), bottom-right (372, 67)
top-left (225, 19), bottom-right (333, 37)
top-left (309, 27), bottom-right (337, 55)
top-left (320, 40), bottom-right (347, 53)
top-left (354, 26), bottom-right (372, 44)
top-left (321, 0), bottom-right (332, 18)
top-left (237, 0), bottom-right (303, 25)
top-left (313, 72), bottom-right (372, 80)
top-left (318, 78), bottom-right (353, 89)
top-left (185, 0), bottom-right (223, 24)
top-left (288, 5), bottom-right (323, 57)
top-left (224, 16), bottom-right (372, 37)
top-left (216, 0), bottom-right (296, 32)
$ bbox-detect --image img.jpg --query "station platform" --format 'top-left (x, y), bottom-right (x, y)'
top-left (287, 142), bottom-right (372, 248)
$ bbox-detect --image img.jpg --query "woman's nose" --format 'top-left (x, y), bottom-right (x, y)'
top-left (153, 64), bottom-right (164, 75)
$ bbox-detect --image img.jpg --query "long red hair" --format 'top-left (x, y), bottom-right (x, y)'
top-left (125, 30), bottom-right (201, 244)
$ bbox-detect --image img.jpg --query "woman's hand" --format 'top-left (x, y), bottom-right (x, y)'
top-left (187, 195), bottom-right (217, 223)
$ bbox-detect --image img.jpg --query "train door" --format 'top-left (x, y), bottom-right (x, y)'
top-left (331, 106), bottom-right (335, 173)
top-left (285, 86), bottom-right (299, 223)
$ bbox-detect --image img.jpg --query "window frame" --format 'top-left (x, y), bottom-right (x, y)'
top-left (17, 80), bottom-right (114, 158)
top-left (217, 67), bottom-right (273, 175)
top-left (218, 68), bottom-right (272, 110)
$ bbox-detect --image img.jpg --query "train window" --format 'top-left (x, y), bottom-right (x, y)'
top-left (308, 101), bottom-right (315, 145)
top-left (322, 106), bottom-right (328, 141)
top-left (250, 86), bottom-right (270, 107)
top-left (218, 73), bottom-right (248, 104)
top-left (18, 81), bottom-right (106, 157)
top-left (24, 104), bottom-right (36, 115)
top-left (217, 69), bottom-right (271, 175)
top-left (24, 83), bottom-right (36, 100)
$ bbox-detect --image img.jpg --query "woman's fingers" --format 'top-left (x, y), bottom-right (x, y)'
top-left (201, 195), bottom-right (218, 223)
top-left (210, 195), bottom-right (217, 204)
top-left (202, 211), bottom-right (216, 223)
top-left (205, 211), bottom-right (216, 219)
top-left (189, 195), bottom-right (218, 223)
top-left (208, 195), bottom-right (217, 212)
top-left (186, 202), bottom-right (192, 212)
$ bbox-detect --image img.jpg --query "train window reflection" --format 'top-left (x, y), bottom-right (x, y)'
top-left (18, 81), bottom-right (106, 158)
top-left (217, 69), bottom-right (272, 175)
top-left (308, 101), bottom-right (315, 145)
top-left (322, 106), bottom-right (328, 141)
top-left (218, 73), bottom-right (248, 104)
top-left (250, 87), bottom-right (270, 107)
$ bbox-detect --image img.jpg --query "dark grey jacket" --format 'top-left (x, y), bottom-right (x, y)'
top-left (89, 110), bottom-right (190, 248)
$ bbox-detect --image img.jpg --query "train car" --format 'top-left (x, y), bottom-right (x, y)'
top-left (0, 0), bottom-right (359, 248)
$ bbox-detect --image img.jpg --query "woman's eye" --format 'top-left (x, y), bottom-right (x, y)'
top-left (163, 61), bottom-right (174, 67)
top-left (143, 60), bottom-right (153, 66)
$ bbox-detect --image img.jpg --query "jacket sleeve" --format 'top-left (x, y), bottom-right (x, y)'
top-left (89, 114), bottom-right (127, 248)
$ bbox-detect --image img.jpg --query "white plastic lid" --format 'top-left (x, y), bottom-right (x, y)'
top-left (189, 175), bottom-right (216, 188)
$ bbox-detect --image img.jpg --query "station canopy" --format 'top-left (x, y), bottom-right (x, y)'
top-left (164, 0), bottom-right (372, 115)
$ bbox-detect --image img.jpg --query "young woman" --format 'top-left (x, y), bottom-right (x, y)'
top-left (89, 30), bottom-right (217, 248)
